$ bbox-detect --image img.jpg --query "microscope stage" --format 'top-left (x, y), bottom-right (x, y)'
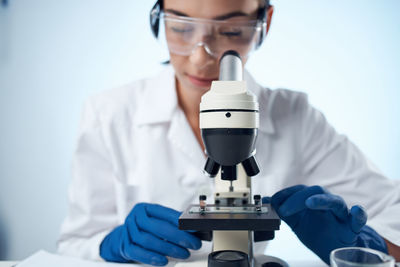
top-left (179, 204), bottom-right (280, 231)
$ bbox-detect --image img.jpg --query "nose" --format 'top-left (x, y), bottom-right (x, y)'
top-left (189, 43), bottom-right (216, 70)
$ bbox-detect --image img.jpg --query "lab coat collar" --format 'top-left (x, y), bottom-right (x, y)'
top-left (136, 65), bottom-right (275, 135)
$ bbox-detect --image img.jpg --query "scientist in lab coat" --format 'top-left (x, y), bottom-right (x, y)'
top-left (58, 0), bottom-right (400, 265)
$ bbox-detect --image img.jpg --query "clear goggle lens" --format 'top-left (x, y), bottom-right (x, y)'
top-left (156, 13), bottom-right (264, 59)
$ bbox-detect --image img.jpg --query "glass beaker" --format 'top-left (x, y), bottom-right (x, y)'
top-left (330, 247), bottom-right (395, 267)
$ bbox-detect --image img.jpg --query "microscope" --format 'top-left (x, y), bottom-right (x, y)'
top-left (179, 51), bottom-right (284, 267)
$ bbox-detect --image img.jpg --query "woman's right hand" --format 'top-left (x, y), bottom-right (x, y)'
top-left (100, 203), bottom-right (202, 266)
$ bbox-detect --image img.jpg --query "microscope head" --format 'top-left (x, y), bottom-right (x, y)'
top-left (200, 51), bottom-right (260, 180)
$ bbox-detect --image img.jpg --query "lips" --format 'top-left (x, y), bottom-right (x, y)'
top-left (187, 74), bottom-right (218, 87)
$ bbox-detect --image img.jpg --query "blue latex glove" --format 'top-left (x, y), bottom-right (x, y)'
top-left (100, 203), bottom-right (202, 266)
top-left (263, 185), bottom-right (388, 264)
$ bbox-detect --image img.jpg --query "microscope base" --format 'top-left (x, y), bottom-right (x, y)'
top-left (254, 254), bottom-right (289, 267)
top-left (174, 254), bottom-right (288, 267)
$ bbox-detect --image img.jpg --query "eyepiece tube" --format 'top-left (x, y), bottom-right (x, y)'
top-left (219, 50), bottom-right (243, 81)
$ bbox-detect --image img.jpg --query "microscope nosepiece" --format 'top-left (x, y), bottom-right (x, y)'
top-left (204, 157), bottom-right (220, 177)
top-left (242, 156), bottom-right (260, 176)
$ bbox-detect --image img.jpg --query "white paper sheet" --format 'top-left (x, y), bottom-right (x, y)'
top-left (16, 250), bottom-right (142, 267)
top-left (15, 250), bottom-right (209, 267)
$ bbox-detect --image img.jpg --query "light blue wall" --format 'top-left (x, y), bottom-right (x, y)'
top-left (0, 0), bottom-right (398, 261)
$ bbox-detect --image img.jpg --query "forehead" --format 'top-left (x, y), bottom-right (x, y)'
top-left (163, 0), bottom-right (260, 19)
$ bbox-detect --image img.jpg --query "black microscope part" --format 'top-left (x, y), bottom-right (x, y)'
top-left (204, 157), bottom-right (220, 177)
top-left (192, 230), bottom-right (213, 241)
top-left (201, 128), bottom-right (257, 166)
top-left (220, 50), bottom-right (241, 62)
top-left (208, 250), bottom-right (249, 267)
top-left (179, 204), bottom-right (280, 231)
top-left (221, 165), bottom-right (237, 181)
top-left (262, 262), bottom-right (284, 267)
top-left (242, 156), bottom-right (260, 177)
top-left (254, 231), bottom-right (275, 242)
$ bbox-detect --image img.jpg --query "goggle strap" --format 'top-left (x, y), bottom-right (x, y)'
top-left (150, 0), bottom-right (163, 38)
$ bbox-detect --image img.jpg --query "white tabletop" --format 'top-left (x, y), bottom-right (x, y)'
top-left (2, 250), bottom-right (327, 267)
top-left (0, 262), bottom-right (17, 267)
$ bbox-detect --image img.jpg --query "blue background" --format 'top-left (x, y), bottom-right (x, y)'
top-left (0, 0), bottom-right (399, 261)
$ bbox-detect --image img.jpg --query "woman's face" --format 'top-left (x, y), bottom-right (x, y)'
top-left (163, 0), bottom-right (268, 94)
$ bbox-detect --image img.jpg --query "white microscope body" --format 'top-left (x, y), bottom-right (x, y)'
top-left (179, 51), bottom-right (283, 267)
top-left (200, 52), bottom-right (259, 257)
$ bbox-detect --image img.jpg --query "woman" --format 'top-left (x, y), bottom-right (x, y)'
top-left (58, 0), bottom-right (400, 265)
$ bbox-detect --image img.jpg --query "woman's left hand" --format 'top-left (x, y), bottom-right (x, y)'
top-left (263, 185), bottom-right (388, 264)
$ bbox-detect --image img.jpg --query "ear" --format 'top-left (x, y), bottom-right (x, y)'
top-left (266, 5), bottom-right (274, 35)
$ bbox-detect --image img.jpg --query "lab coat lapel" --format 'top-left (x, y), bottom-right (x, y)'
top-left (168, 108), bottom-right (205, 170)
top-left (136, 65), bottom-right (205, 169)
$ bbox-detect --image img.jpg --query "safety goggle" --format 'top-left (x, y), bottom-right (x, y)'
top-left (155, 12), bottom-right (265, 59)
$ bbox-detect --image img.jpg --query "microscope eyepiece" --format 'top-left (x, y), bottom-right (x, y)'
top-left (219, 51), bottom-right (243, 81)
top-left (219, 50), bottom-right (241, 62)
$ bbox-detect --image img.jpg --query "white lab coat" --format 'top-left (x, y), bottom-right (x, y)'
top-left (58, 65), bottom-right (400, 261)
